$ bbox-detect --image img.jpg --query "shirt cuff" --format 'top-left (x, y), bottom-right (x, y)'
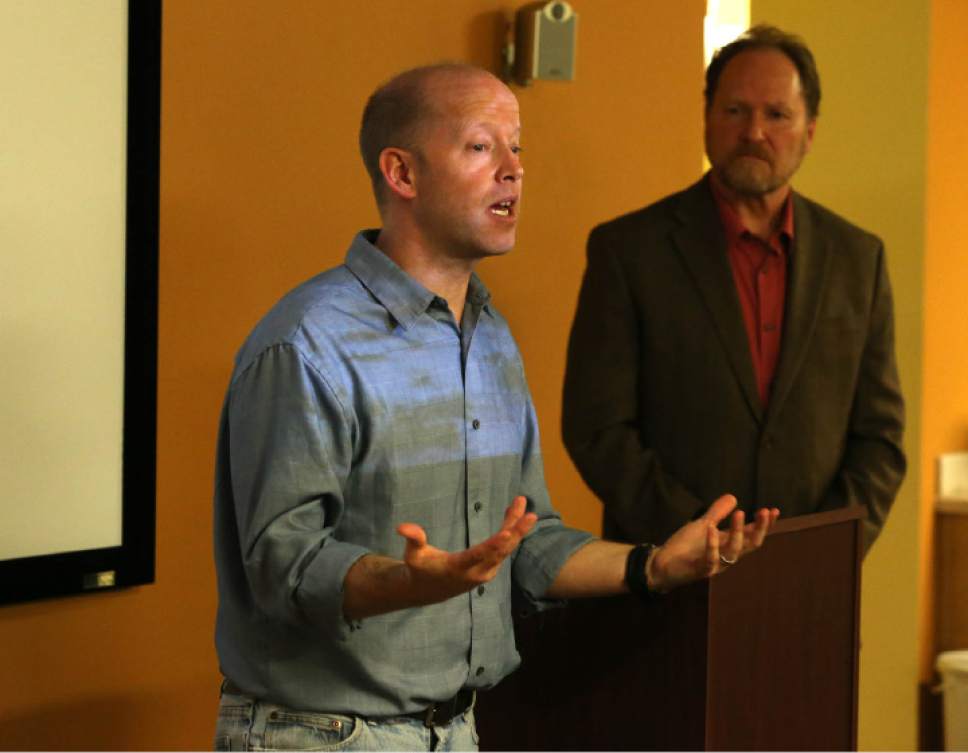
top-left (295, 540), bottom-right (371, 642)
top-left (512, 525), bottom-right (595, 614)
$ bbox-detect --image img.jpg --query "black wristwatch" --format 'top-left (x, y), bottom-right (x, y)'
top-left (625, 543), bottom-right (660, 601)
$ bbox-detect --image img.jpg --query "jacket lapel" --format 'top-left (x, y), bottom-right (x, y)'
top-left (766, 193), bottom-right (831, 422)
top-left (671, 180), bottom-right (763, 424)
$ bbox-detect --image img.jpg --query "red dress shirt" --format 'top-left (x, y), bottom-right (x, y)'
top-left (711, 184), bottom-right (794, 407)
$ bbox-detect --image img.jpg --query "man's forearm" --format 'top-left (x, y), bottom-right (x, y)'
top-left (544, 539), bottom-right (635, 599)
top-left (545, 498), bottom-right (778, 599)
top-left (342, 554), bottom-right (421, 621)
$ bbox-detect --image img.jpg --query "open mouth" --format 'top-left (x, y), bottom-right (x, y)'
top-left (490, 199), bottom-right (516, 217)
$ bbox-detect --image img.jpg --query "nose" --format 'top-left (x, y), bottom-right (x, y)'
top-left (742, 112), bottom-right (766, 141)
top-left (499, 147), bottom-right (524, 182)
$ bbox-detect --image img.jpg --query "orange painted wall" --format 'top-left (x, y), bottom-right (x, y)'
top-left (920, 0), bottom-right (968, 680)
top-left (0, 2), bottom-right (704, 749)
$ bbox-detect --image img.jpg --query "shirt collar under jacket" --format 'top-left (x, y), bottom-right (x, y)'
top-left (344, 230), bottom-right (493, 330)
top-left (708, 175), bottom-right (795, 255)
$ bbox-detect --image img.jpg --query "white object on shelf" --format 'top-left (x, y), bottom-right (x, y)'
top-left (936, 651), bottom-right (968, 751)
top-left (937, 452), bottom-right (968, 514)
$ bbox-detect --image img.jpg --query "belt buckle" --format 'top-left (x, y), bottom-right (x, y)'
top-left (421, 689), bottom-right (473, 728)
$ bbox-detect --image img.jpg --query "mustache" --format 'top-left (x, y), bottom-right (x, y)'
top-left (731, 146), bottom-right (773, 163)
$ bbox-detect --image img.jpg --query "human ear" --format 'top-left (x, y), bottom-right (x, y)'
top-left (804, 117), bottom-right (818, 153)
top-left (378, 147), bottom-right (418, 201)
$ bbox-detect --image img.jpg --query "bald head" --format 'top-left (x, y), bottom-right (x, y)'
top-left (359, 63), bottom-right (502, 208)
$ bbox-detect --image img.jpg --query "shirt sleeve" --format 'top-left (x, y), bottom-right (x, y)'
top-left (226, 342), bottom-right (369, 641)
top-left (511, 391), bottom-right (595, 613)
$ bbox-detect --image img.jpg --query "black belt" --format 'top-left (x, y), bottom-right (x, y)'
top-left (404, 689), bottom-right (476, 728)
top-left (221, 679), bottom-right (474, 729)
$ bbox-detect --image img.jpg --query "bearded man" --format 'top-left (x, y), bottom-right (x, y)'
top-left (563, 25), bottom-right (905, 553)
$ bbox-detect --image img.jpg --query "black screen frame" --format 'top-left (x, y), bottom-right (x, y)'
top-left (0, 0), bottom-right (161, 606)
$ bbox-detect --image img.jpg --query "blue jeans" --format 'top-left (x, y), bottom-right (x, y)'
top-left (214, 690), bottom-right (479, 751)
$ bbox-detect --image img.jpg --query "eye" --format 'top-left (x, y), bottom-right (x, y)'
top-left (471, 143), bottom-right (488, 152)
top-left (511, 145), bottom-right (523, 155)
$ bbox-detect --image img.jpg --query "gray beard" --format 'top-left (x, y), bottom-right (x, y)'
top-left (719, 159), bottom-right (788, 196)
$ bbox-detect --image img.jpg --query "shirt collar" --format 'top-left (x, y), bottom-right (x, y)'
top-left (344, 230), bottom-right (493, 329)
top-left (708, 175), bottom-right (795, 250)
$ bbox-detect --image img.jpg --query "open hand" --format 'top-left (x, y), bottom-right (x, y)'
top-left (395, 496), bottom-right (538, 605)
top-left (649, 495), bottom-right (779, 592)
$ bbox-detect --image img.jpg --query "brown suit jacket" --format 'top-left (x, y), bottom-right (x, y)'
top-left (562, 177), bottom-right (905, 550)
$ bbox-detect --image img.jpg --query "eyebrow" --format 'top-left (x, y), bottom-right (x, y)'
top-left (456, 120), bottom-right (521, 136)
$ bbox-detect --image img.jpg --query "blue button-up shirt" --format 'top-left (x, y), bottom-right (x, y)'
top-left (214, 231), bottom-right (593, 717)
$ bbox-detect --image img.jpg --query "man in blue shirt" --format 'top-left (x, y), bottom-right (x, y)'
top-left (213, 63), bottom-right (778, 751)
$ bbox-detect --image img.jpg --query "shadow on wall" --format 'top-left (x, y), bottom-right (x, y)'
top-left (467, 12), bottom-right (508, 71)
top-left (0, 684), bottom-right (218, 751)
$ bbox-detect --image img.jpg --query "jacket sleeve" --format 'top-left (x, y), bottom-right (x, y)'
top-left (562, 224), bottom-right (706, 543)
top-left (815, 242), bottom-right (906, 551)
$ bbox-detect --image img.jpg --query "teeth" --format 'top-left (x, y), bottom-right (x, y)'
top-left (491, 199), bottom-right (513, 216)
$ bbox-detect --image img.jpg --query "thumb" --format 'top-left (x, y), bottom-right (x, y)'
top-left (397, 523), bottom-right (428, 551)
top-left (703, 494), bottom-right (738, 526)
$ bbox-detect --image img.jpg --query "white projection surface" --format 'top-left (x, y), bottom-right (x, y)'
top-left (1, 2), bottom-right (128, 560)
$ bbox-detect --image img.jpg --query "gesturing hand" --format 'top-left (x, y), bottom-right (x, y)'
top-left (395, 496), bottom-right (538, 606)
top-left (648, 495), bottom-right (779, 592)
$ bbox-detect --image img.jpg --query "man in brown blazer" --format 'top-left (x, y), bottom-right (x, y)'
top-left (562, 26), bottom-right (905, 552)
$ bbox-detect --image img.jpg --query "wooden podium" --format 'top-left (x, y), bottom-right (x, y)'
top-left (475, 508), bottom-right (864, 751)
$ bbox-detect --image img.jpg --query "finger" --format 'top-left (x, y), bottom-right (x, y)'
top-left (472, 522), bottom-right (523, 563)
top-left (703, 494), bottom-right (738, 527)
top-left (743, 508), bottom-right (781, 548)
top-left (490, 512), bottom-right (537, 559)
top-left (705, 522), bottom-right (719, 573)
top-left (511, 512), bottom-right (538, 539)
top-left (459, 500), bottom-right (536, 577)
top-left (451, 539), bottom-right (503, 574)
top-left (747, 508), bottom-right (772, 549)
top-left (396, 522), bottom-right (428, 549)
top-left (722, 509), bottom-right (744, 561)
top-left (470, 511), bottom-right (539, 571)
top-left (501, 496), bottom-right (528, 530)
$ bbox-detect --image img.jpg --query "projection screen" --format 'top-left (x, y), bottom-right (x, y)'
top-left (0, 0), bottom-right (159, 604)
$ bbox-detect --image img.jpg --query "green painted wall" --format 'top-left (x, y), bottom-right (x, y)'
top-left (747, 2), bottom-right (928, 749)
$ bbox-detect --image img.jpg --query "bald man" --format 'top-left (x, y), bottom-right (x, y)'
top-left (212, 63), bottom-right (777, 751)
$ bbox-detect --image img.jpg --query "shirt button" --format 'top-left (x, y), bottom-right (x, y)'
top-left (472, 419), bottom-right (481, 430)
top-left (476, 666), bottom-right (485, 676)
top-left (474, 501), bottom-right (483, 513)
top-left (477, 585), bottom-right (486, 596)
